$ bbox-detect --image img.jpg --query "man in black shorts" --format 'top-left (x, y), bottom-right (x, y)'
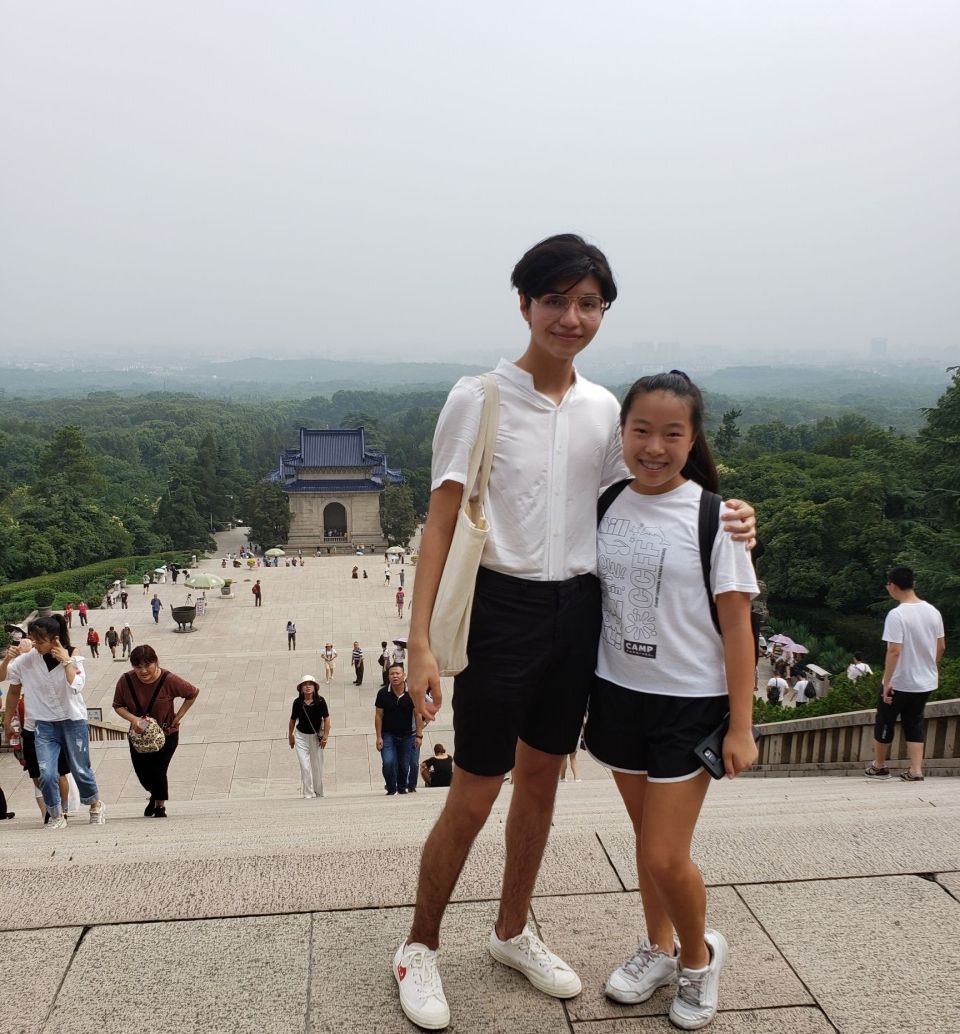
top-left (394, 234), bottom-right (756, 1030)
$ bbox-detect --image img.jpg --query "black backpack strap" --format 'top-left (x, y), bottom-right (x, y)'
top-left (597, 478), bottom-right (633, 524)
top-left (699, 490), bottom-right (723, 637)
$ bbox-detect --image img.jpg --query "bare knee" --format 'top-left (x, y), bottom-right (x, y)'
top-left (643, 847), bottom-right (695, 885)
top-left (440, 774), bottom-right (501, 836)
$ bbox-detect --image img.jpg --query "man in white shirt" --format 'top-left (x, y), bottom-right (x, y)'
top-left (766, 676), bottom-right (788, 704)
top-left (393, 234), bottom-right (756, 1031)
top-left (866, 566), bottom-right (945, 781)
top-left (846, 654), bottom-right (873, 681)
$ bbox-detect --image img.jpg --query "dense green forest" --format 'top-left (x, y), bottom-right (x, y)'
top-left (0, 369), bottom-right (957, 668)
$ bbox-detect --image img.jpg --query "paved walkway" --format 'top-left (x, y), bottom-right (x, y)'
top-left (6, 529), bottom-right (612, 810)
top-left (2, 530), bottom-right (958, 1033)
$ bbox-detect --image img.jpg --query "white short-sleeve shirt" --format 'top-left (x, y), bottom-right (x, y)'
top-left (430, 359), bottom-right (627, 581)
top-left (883, 600), bottom-right (944, 692)
top-left (596, 480), bottom-right (759, 698)
top-left (6, 649), bottom-right (88, 727)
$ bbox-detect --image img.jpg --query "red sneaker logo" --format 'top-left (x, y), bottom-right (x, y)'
top-left (397, 965), bottom-right (407, 981)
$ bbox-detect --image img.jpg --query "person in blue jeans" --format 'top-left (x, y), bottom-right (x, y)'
top-left (375, 663), bottom-right (423, 795)
top-left (2, 615), bottom-right (106, 828)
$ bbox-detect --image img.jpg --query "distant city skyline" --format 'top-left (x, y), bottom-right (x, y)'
top-left (1, 2), bottom-right (958, 363)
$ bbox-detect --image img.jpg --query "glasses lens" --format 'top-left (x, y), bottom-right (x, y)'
top-left (538, 294), bottom-right (605, 318)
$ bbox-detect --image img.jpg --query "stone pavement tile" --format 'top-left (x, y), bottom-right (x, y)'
top-left (45, 914), bottom-right (310, 1034)
top-left (6, 830), bottom-right (619, 928)
top-left (233, 751), bottom-right (270, 779)
top-left (739, 875), bottom-right (960, 1034)
top-left (238, 739), bottom-right (272, 755)
top-left (194, 765), bottom-right (235, 794)
top-left (0, 927), bottom-right (82, 1034)
top-left (533, 886), bottom-right (812, 1023)
top-left (310, 901), bottom-right (570, 1034)
top-left (229, 778), bottom-right (268, 798)
top-left (598, 807), bottom-right (960, 887)
top-left (572, 1007), bottom-right (835, 1033)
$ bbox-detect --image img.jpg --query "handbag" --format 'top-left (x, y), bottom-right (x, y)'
top-left (429, 373), bottom-right (499, 676)
top-left (126, 672), bottom-right (170, 754)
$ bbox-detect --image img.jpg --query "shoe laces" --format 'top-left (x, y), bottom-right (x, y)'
top-left (677, 968), bottom-right (707, 1007)
top-left (406, 948), bottom-right (444, 1002)
top-left (512, 930), bottom-right (560, 971)
top-left (622, 941), bottom-right (665, 979)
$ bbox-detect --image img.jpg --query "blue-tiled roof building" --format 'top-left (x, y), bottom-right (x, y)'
top-left (272, 428), bottom-right (403, 548)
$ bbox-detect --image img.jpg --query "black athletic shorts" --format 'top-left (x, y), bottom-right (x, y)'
top-left (874, 689), bottom-right (932, 744)
top-left (584, 677), bottom-right (728, 782)
top-left (452, 567), bottom-right (601, 777)
top-left (21, 728), bottom-right (71, 781)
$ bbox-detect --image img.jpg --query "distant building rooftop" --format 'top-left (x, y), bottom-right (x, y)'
top-left (271, 427), bottom-right (402, 492)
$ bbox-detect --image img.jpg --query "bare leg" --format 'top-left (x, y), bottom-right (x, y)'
top-left (407, 768), bottom-right (504, 950)
top-left (874, 741), bottom-right (890, 766)
top-left (59, 775), bottom-right (69, 812)
top-left (638, 772), bottom-right (713, 970)
top-left (32, 778), bottom-right (46, 817)
top-left (495, 741), bottom-right (564, 940)
top-left (906, 741), bottom-right (924, 776)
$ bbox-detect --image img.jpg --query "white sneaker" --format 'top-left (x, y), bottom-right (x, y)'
top-left (393, 941), bottom-right (449, 1030)
top-left (48, 815), bottom-right (68, 830)
top-left (488, 924), bottom-right (582, 998)
top-left (89, 801), bottom-right (106, 825)
top-left (605, 940), bottom-right (678, 1004)
top-left (669, 929), bottom-right (727, 1030)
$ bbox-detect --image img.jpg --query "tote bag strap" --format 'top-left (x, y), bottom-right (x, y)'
top-left (461, 373), bottom-right (500, 513)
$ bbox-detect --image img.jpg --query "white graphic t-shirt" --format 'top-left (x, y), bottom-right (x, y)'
top-left (596, 480), bottom-right (759, 698)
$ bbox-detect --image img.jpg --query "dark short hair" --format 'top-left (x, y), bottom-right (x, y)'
top-left (129, 644), bottom-right (159, 666)
top-left (387, 662), bottom-right (405, 674)
top-left (511, 233), bottom-right (617, 304)
top-left (887, 566), bottom-right (914, 590)
top-left (434, 743), bottom-right (445, 755)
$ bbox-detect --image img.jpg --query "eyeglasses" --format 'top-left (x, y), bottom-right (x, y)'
top-left (534, 293), bottom-right (609, 319)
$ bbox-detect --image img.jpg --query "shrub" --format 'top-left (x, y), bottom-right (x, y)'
top-left (111, 567), bottom-right (129, 579)
top-left (52, 591), bottom-right (83, 610)
top-left (34, 589), bottom-right (54, 608)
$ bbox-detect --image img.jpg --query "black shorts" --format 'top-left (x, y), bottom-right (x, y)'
top-left (874, 690), bottom-right (932, 743)
top-left (21, 728), bottom-right (71, 781)
top-left (452, 567), bottom-right (601, 777)
top-left (584, 678), bottom-right (728, 782)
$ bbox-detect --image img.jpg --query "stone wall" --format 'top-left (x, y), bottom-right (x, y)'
top-left (286, 491), bottom-right (386, 548)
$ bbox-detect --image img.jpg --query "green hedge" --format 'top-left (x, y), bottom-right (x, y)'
top-left (0, 552), bottom-right (194, 622)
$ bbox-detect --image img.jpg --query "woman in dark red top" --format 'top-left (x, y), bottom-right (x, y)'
top-left (112, 644), bottom-right (200, 818)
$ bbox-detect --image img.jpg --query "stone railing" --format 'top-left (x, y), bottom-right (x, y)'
top-left (751, 698), bottom-right (960, 777)
top-left (88, 720), bottom-right (128, 743)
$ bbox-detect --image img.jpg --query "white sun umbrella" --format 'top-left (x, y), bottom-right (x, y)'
top-left (184, 573), bottom-right (225, 590)
top-left (153, 567), bottom-right (168, 573)
top-left (264, 547), bottom-right (285, 557)
top-left (386, 546), bottom-right (405, 554)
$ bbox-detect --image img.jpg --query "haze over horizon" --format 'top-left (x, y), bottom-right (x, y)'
top-left (1, 1), bottom-right (958, 366)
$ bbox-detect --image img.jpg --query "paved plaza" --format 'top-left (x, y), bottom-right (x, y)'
top-left (0, 529), bottom-right (958, 1033)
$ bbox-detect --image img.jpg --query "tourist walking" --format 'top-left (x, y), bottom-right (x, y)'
top-left (120, 589), bottom-right (129, 610)
top-left (352, 641), bottom-right (364, 685)
top-left (120, 623), bottom-right (133, 658)
top-left (1, 615), bottom-right (106, 828)
top-left (77, 600), bottom-right (88, 626)
top-left (322, 643), bottom-right (337, 684)
top-left (379, 641), bottom-right (391, 687)
top-left (252, 580), bottom-right (262, 606)
top-left (375, 663), bottom-right (423, 796)
top-left (395, 587), bottom-right (405, 618)
top-left (105, 625), bottom-right (120, 659)
top-left (112, 645), bottom-right (200, 818)
top-left (142, 573), bottom-right (151, 594)
top-left (288, 675), bottom-right (330, 798)
top-left (63, 602), bottom-right (73, 628)
top-left (287, 621), bottom-right (297, 651)
top-left (150, 595), bottom-right (163, 624)
top-left (86, 627), bottom-right (100, 658)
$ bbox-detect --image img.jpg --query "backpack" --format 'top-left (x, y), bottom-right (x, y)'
top-left (766, 683), bottom-right (781, 704)
top-left (803, 680), bottom-right (816, 700)
top-left (597, 479), bottom-right (762, 660)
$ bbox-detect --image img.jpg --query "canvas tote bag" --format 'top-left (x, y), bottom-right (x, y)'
top-left (429, 373), bottom-right (499, 676)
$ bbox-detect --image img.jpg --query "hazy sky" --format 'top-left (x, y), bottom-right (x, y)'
top-left (1, 1), bottom-right (958, 364)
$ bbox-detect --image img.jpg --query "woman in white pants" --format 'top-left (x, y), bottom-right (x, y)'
top-left (288, 676), bottom-right (331, 798)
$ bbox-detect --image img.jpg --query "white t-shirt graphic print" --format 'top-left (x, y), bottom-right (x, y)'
top-left (596, 480), bottom-right (759, 698)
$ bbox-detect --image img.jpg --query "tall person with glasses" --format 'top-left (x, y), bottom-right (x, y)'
top-left (392, 234), bottom-right (756, 1030)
